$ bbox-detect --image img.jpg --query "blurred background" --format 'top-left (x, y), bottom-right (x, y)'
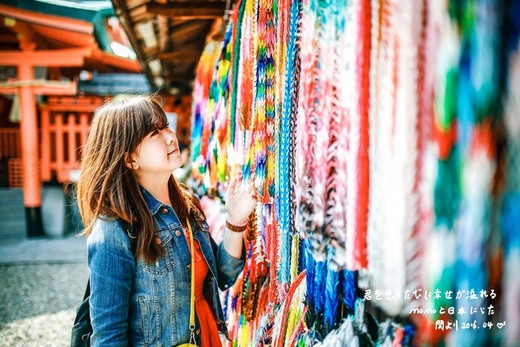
top-left (0, 0), bottom-right (519, 346)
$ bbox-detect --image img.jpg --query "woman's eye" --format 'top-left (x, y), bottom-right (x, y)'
top-left (151, 130), bottom-right (159, 136)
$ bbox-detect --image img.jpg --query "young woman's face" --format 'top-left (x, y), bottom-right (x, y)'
top-left (133, 126), bottom-right (184, 178)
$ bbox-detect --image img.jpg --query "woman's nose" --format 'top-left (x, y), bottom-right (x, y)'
top-left (163, 129), bottom-right (176, 144)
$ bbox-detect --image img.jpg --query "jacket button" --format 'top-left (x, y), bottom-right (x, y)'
top-left (195, 328), bottom-right (201, 335)
top-left (161, 207), bottom-right (168, 214)
top-left (187, 264), bottom-right (191, 269)
top-left (175, 230), bottom-right (181, 237)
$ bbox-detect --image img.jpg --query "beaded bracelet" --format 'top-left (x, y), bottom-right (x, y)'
top-left (226, 220), bottom-right (247, 233)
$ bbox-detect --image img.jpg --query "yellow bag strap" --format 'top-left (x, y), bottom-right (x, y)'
top-left (186, 218), bottom-right (196, 345)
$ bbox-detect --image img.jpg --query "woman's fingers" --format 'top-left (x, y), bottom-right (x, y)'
top-left (248, 181), bottom-right (256, 197)
top-left (227, 174), bottom-right (257, 206)
top-left (228, 176), bottom-right (238, 196)
top-left (225, 174), bottom-right (259, 225)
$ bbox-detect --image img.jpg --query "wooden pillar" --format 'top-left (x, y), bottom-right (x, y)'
top-left (18, 63), bottom-right (44, 237)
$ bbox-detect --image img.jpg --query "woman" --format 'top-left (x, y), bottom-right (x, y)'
top-left (77, 95), bottom-right (256, 346)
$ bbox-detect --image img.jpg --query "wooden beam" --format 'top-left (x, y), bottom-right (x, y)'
top-left (157, 49), bottom-right (201, 61)
top-left (31, 25), bottom-right (94, 47)
top-left (147, 2), bottom-right (226, 19)
top-left (0, 47), bottom-right (91, 66)
top-left (2, 86), bottom-right (77, 95)
top-left (0, 80), bottom-right (77, 95)
top-left (168, 76), bottom-right (194, 83)
top-left (0, 4), bottom-right (93, 34)
top-left (168, 56), bottom-right (198, 64)
top-left (112, 0), bottom-right (157, 89)
top-left (40, 96), bottom-right (105, 112)
top-left (2, 16), bottom-right (35, 47)
top-left (91, 49), bottom-right (141, 73)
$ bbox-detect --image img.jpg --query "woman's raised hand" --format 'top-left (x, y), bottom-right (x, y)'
top-left (225, 174), bottom-right (257, 226)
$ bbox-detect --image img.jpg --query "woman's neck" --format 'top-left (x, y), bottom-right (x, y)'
top-left (139, 175), bottom-right (172, 207)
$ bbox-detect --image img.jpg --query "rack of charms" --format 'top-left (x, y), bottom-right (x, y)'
top-left (188, 0), bottom-right (520, 345)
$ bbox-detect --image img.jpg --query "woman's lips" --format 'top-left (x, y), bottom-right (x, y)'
top-left (168, 149), bottom-right (178, 155)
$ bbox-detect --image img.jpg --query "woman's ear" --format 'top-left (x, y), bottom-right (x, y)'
top-left (124, 152), bottom-right (139, 170)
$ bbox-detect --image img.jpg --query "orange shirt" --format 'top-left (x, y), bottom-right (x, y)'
top-left (187, 233), bottom-right (223, 347)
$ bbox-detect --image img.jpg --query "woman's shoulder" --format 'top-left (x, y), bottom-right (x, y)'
top-left (88, 217), bottom-right (131, 248)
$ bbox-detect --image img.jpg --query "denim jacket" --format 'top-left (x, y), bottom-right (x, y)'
top-left (87, 188), bottom-right (244, 346)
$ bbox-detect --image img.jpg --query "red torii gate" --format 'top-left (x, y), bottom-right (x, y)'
top-left (0, 64), bottom-right (85, 238)
top-left (0, 4), bottom-right (139, 237)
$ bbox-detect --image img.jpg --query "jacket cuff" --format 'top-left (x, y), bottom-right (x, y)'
top-left (217, 242), bottom-right (245, 289)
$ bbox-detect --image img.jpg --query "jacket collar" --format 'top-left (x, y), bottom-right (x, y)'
top-left (139, 186), bottom-right (183, 229)
top-left (140, 186), bottom-right (163, 216)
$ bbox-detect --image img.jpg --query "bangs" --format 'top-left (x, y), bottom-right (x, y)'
top-left (130, 96), bottom-right (168, 141)
top-left (145, 102), bottom-right (168, 132)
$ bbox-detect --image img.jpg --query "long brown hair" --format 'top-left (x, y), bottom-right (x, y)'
top-left (77, 95), bottom-right (204, 263)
